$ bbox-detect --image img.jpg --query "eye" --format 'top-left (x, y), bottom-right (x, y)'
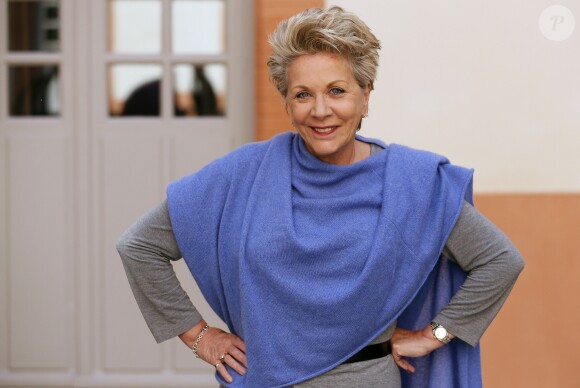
top-left (329, 87), bottom-right (345, 96)
top-left (295, 91), bottom-right (310, 99)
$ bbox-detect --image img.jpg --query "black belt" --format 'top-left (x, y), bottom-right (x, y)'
top-left (342, 340), bottom-right (392, 364)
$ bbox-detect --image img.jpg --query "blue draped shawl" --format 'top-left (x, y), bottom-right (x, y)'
top-left (167, 132), bottom-right (481, 387)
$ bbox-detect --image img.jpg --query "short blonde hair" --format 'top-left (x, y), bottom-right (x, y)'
top-left (267, 6), bottom-right (381, 98)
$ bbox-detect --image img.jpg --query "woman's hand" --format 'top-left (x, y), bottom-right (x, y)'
top-left (180, 321), bottom-right (247, 383)
top-left (390, 325), bottom-right (453, 373)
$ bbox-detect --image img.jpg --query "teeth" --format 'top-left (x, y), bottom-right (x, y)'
top-left (313, 127), bottom-right (335, 133)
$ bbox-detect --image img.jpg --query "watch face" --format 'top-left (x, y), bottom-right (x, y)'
top-left (434, 326), bottom-right (447, 339)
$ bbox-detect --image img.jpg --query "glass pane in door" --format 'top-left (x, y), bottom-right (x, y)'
top-left (108, 0), bottom-right (162, 53)
top-left (109, 64), bottom-right (163, 116)
top-left (172, 0), bottom-right (225, 54)
top-left (173, 63), bottom-right (226, 116)
top-left (8, 0), bottom-right (60, 52)
top-left (9, 65), bottom-right (60, 116)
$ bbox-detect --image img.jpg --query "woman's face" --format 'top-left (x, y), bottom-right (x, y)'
top-left (285, 52), bottom-right (371, 165)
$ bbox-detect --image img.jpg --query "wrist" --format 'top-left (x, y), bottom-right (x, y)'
top-left (427, 322), bottom-right (455, 345)
top-left (421, 325), bottom-right (439, 343)
top-left (179, 320), bottom-right (208, 348)
top-left (190, 323), bottom-right (210, 358)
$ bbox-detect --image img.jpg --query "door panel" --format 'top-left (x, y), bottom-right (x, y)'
top-left (0, 0), bottom-right (253, 385)
top-left (1, 0), bottom-right (74, 377)
top-left (100, 135), bottom-right (164, 371)
top-left (6, 135), bottom-right (72, 370)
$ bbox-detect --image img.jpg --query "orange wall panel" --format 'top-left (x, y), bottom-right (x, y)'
top-left (255, 0), bottom-right (323, 141)
top-left (475, 194), bottom-right (580, 388)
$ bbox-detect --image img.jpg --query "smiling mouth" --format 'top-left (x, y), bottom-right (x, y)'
top-left (311, 126), bottom-right (338, 135)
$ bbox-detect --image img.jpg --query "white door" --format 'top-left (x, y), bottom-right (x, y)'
top-left (0, 0), bottom-right (254, 386)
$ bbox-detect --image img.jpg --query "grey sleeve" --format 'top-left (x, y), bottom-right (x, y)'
top-left (434, 201), bottom-right (525, 347)
top-left (116, 199), bottom-right (203, 343)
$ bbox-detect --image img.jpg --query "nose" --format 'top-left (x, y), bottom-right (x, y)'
top-left (311, 95), bottom-right (332, 119)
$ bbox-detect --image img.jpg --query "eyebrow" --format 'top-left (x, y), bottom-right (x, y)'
top-left (289, 80), bottom-right (349, 92)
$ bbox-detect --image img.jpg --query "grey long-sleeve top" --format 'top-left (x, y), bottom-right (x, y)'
top-left (118, 196), bottom-right (524, 349)
top-left (118, 143), bottom-right (524, 351)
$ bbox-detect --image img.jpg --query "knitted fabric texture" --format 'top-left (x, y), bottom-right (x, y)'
top-left (167, 132), bottom-right (481, 387)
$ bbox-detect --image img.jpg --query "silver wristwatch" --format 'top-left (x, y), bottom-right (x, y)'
top-left (430, 322), bottom-right (451, 344)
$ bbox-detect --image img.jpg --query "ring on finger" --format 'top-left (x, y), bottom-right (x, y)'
top-left (214, 362), bottom-right (222, 369)
top-left (220, 352), bottom-right (228, 361)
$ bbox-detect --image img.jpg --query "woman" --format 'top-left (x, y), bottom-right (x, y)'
top-left (117, 7), bottom-right (524, 387)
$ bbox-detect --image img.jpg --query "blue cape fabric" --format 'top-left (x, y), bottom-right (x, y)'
top-left (167, 132), bottom-right (481, 387)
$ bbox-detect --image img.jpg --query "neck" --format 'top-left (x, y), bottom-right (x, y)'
top-left (350, 140), bottom-right (370, 164)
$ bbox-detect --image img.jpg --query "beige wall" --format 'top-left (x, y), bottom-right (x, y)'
top-left (329, 0), bottom-right (579, 192)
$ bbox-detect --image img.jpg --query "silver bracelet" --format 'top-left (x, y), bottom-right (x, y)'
top-left (191, 324), bottom-right (209, 358)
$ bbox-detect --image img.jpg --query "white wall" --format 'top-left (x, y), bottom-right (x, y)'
top-left (328, 1), bottom-right (579, 192)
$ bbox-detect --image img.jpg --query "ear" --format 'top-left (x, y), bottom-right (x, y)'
top-left (363, 82), bottom-right (372, 114)
top-left (284, 96), bottom-right (292, 116)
